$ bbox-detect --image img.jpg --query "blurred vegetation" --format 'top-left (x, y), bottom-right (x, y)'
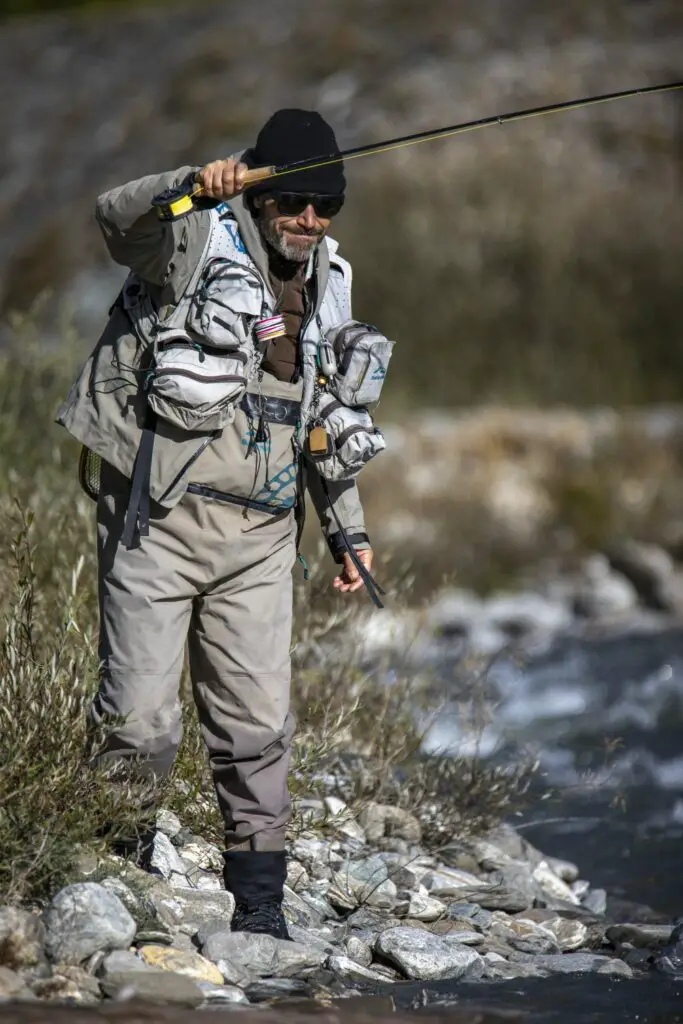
top-left (1, 0), bottom-right (138, 17)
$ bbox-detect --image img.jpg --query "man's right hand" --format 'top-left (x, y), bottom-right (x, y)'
top-left (196, 158), bottom-right (250, 200)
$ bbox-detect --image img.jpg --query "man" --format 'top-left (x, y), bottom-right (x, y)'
top-left (58, 109), bottom-right (386, 940)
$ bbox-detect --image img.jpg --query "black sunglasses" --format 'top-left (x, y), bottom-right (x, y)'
top-left (265, 192), bottom-right (345, 218)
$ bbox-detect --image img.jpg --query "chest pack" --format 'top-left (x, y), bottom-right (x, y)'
top-left (117, 205), bottom-right (393, 554)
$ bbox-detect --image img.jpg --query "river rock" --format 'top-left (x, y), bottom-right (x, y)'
top-left (149, 831), bottom-right (188, 880)
top-left (395, 890), bottom-right (446, 922)
top-left (327, 955), bottom-right (395, 985)
top-left (170, 887), bottom-right (235, 932)
top-left (156, 809), bottom-right (182, 839)
top-left (0, 907), bottom-right (46, 969)
top-left (50, 965), bottom-right (102, 1001)
top-left (375, 926), bottom-right (484, 981)
top-left (98, 949), bottom-right (151, 976)
top-left (438, 879), bottom-right (531, 912)
top-left (287, 924), bottom-right (336, 956)
top-left (178, 838), bottom-right (223, 872)
top-left (345, 854), bottom-right (391, 885)
top-left (43, 883), bottom-right (137, 964)
top-left (290, 838), bottom-right (344, 874)
top-left (358, 803), bottom-right (422, 842)
top-left (529, 915), bottom-right (588, 952)
top-left (483, 959), bottom-right (551, 981)
top-left (446, 903), bottom-right (493, 929)
top-left (607, 540), bottom-right (681, 612)
top-left (201, 930), bottom-right (320, 977)
top-left (99, 969), bottom-right (205, 1006)
top-left (137, 944), bottom-right (224, 984)
top-left (324, 797), bottom-right (367, 843)
top-left (245, 977), bottom-right (312, 1002)
top-left (607, 923), bottom-right (673, 949)
top-left (328, 869), bottom-right (397, 911)
top-left (214, 958), bottom-right (253, 988)
top-left (422, 867), bottom-right (482, 892)
top-left (509, 951), bottom-right (633, 976)
top-left (33, 970), bottom-right (99, 1004)
top-left (532, 861), bottom-right (581, 905)
top-left (0, 966), bottom-right (32, 999)
top-left (344, 936), bottom-right (373, 967)
top-left (546, 857), bottom-right (580, 884)
top-left (489, 914), bottom-right (559, 955)
top-left (391, 866), bottom-right (424, 891)
top-left (282, 885), bottom-right (325, 927)
top-left (286, 861), bottom-right (310, 892)
top-left (428, 921), bottom-right (484, 944)
top-left (654, 922), bottom-right (683, 978)
top-left (582, 888), bottom-right (608, 915)
top-left (196, 980), bottom-right (249, 1004)
top-left (201, 931), bottom-right (278, 975)
top-left (274, 939), bottom-right (326, 977)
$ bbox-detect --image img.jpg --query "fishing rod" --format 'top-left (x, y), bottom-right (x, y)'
top-left (154, 80), bottom-right (683, 220)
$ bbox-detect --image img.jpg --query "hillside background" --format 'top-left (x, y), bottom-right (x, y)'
top-left (0, 0), bottom-right (680, 409)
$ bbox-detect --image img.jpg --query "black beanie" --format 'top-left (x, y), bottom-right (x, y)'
top-left (245, 108), bottom-right (345, 197)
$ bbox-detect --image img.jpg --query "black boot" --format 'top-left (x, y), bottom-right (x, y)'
top-left (223, 850), bottom-right (291, 940)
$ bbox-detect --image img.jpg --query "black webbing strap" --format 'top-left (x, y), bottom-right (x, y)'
top-left (320, 476), bottom-right (385, 609)
top-left (122, 409), bottom-right (157, 550)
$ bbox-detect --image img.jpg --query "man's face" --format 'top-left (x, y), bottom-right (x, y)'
top-left (254, 193), bottom-right (338, 262)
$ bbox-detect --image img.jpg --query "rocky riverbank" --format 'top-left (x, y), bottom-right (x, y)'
top-left (0, 797), bottom-right (681, 1015)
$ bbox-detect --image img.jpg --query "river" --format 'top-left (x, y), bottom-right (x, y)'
top-left (401, 625), bottom-right (683, 1020)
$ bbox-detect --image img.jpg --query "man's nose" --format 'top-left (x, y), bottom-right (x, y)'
top-left (297, 204), bottom-right (317, 229)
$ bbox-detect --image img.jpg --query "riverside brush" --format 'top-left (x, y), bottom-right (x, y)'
top-left (152, 80), bottom-right (683, 220)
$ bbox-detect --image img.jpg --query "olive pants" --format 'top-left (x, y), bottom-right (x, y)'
top-left (89, 464), bottom-right (296, 851)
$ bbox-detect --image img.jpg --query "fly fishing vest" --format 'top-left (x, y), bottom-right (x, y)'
top-left (100, 202), bottom-right (392, 551)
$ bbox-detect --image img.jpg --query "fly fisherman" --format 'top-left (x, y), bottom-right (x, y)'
top-left (58, 109), bottom-right (393, 940)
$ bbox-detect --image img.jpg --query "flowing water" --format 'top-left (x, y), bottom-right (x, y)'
top-left (409, 625), bottom-right (683, 1020)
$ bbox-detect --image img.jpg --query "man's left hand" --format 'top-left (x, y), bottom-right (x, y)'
top-left (333, 549), bottom-right (373, 594)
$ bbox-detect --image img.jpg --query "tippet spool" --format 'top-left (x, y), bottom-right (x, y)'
top-left (255, 314), bottom-right (287, 346)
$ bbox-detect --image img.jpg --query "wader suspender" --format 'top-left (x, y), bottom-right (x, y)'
top-left (122, 407), bottom-right (157, 550)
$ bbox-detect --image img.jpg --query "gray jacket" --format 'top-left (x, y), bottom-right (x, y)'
top-left (57, 166), bottom-right (369, 557)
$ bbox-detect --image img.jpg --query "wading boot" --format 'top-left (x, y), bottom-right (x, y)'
top-left (223, 850), bottom-right (291, 940)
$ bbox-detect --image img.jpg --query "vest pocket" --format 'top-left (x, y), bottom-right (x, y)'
top-left (327, 320), bottom-right (394, 407)
top-left (305, 393), bottom-right (386, 481)
top-left (147, 340), bottom-right (250, 432)
top-left (187, 259), bottom-right (261, 349)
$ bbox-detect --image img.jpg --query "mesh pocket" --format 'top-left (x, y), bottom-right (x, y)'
top-left (78, 446), bottom-right (102, 502)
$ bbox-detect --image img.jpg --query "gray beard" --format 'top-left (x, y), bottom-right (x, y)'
top-left (258, 214), bottom-right (320, 263)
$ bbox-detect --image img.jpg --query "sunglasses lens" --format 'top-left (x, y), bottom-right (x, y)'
top-left (270, 193), bottom-right (344, 218)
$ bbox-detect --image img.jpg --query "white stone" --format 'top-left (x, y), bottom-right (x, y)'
top-left (327, 955), bottom-right (394, 985)
top-left (532, 861), bottom-right (580, 905)
top-left (43, 883), bottom-right (137, 965)
top-left (395, 891), bottom-right (446, 922)
top-left (179, 839), bottom-right (223, 872)
top-left (324, 797), bottom-right (367, 843)
top-left (150, 832), bottom-right (188, 880)
top-left (375, 927), bottom-right (484, 982)
top-left (155, 809), bottom-right (182, 839)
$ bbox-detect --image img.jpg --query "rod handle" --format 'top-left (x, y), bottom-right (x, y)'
top-left (192, 165), bottom-right (276, 196)
top-left (242, 165), bottom-right (277, 187)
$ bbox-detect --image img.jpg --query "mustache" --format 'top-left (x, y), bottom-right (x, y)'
top-left (282, 228), bottom-right (322, 238)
